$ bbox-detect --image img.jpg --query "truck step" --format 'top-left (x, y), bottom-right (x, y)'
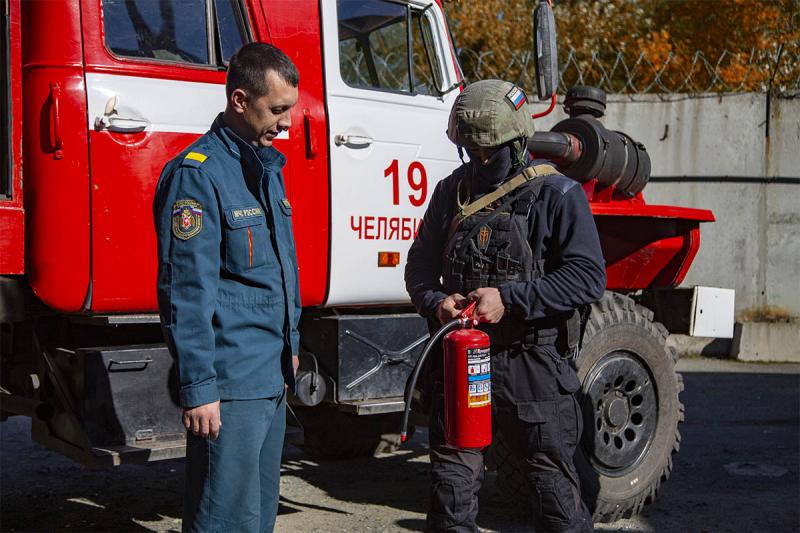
top-left (337, 398), bottom-right (405, 415)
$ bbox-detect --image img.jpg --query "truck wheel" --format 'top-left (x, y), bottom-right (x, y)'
top-left (487, 292), bottom-right (683, 523)
top-left (292, 403), bottom-right (411, 458)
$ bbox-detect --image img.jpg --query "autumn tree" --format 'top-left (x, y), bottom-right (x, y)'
top-left (443, 0), bottom-right (799, 94)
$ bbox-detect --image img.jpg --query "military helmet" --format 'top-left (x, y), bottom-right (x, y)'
top-left (447, 79), bottom-right (535, 149)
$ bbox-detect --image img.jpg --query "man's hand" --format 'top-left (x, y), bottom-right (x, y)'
top-left (436, 293), bottom-right (468, 325)
top-left (467, 287), bottom-right (505, 324)
top-left (286, 354), bottom-right (300, 390)
top-left (183, 400), bottom-right (221, 439)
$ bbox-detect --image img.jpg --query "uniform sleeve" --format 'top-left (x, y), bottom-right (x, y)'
top-left (154, 165), bottom-right (221, 408)
top-left (405, 179), bottom-right (450, 318)
top-left (499, 185), bottom-right (606, 320)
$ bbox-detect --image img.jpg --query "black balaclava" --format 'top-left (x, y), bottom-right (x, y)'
top-left (466, 137), bottom-right (530, 195)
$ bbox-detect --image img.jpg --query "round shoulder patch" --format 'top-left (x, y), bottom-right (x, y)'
top-left (172, 199), bottom-right (203, 240)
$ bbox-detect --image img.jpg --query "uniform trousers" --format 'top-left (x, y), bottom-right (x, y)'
top-left (426, 343), bottom-right (594, 533)
top-left (183, 391), bottom-right (286, 533)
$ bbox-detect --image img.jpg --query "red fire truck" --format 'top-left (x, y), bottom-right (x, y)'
top-left (0, 0), bottom-right (713, 522)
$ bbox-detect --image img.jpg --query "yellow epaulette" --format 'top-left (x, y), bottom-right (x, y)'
top-left (182, 151), bottom-right (208, 168)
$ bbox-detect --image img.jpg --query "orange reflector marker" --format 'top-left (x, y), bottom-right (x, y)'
top-left (378, 251), bottom-right (400, 267)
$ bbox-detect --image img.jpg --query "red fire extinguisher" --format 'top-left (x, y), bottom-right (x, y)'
top-left (401, 302), bottom-right (492, 448)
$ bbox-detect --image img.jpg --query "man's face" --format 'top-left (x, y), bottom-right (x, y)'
top-left (238, 70), bottom-right (299, 148)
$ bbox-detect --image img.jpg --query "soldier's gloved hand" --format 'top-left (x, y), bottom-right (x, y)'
top-left (467, 288), bottom-right (505, 324)
top-left (436, 293), bottom-right (468, 325)
top-left (183, 400), bottom-right (222, 440)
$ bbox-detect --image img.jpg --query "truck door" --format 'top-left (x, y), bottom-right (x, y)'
top-left (0, 0), bottom-right (22, 275)
top-left (79, 0), bottom-right (252, 312)
top-left (321, 0), bottom-right (462, 305)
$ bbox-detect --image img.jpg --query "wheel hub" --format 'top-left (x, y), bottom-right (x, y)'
top-left (605, 396), bottom-right (629, 428)
top-left (582, 352), bottom-right (658, 476)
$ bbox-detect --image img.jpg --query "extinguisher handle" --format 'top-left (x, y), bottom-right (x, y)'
top-left (460, 301), bottom-right (477, 319)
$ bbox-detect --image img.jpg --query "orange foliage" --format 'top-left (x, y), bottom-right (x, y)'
top-left (443, 0), bottom-right (799, 93)
top-left (443, 0), bottom-right (534, 84)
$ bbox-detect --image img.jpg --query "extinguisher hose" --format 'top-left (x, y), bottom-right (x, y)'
top-left (400, 317), bottom-right (463, 443)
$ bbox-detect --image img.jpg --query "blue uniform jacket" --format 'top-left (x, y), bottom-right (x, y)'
top-left (154, 115), bottom-right (300, 408)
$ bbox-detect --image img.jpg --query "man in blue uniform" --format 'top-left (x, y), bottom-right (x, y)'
top-left (154, 43), bottom-right (300, 533)
top-left (405, 80), bottom-right (606, 532)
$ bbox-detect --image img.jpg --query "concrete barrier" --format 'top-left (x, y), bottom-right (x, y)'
top-left (730, 322), bottom-right (800, 363)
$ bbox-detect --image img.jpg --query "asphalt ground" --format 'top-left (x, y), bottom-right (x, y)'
top-left (1, 357), bottom-right (798, 532)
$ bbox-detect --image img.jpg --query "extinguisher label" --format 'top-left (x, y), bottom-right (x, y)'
top-left (466, 347), bottom-right (491, 408)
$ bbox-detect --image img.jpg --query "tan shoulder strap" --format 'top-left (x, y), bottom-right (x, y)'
top-left (458, 163), bottom-right (557, 218)
top-left (447, 163), bottom-right (557, 240)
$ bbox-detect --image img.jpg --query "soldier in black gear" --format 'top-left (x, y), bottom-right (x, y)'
top-left (405, 79), bottom-right (606, 532)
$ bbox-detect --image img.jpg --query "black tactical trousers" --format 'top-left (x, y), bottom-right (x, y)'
top-left (426, 343), bottom-right (594, 533)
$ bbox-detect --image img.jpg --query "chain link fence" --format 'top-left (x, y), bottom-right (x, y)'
top-left (457, 41), bottom-right (800, 100)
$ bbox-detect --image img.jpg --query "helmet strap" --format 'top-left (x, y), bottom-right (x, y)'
top-left (511, 137), bottom-right (528, 168)
top-left (457, 145), bottom-right (467, 165)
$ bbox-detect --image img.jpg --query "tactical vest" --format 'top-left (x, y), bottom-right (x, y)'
top-left (442, 172), bottom-right (547, 295)
top-left (441, 165), bottom-right (585, 353)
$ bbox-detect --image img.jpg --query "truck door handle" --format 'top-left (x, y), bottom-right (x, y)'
top-left (50, 83), bottom-right (64, 160)
top-left (94, 95), bottom-right (149, 133)
top-left (303, 109), bottom-right (318, 159)
top-left (95, 115), bottom-right (149, 133)
top-left (334, 133), bottom-right (373, 148)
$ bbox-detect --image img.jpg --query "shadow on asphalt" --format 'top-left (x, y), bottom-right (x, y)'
top-left (2, 369), bottom-right (798, 532)
top-left (0, 429), bottom-right (185, 532)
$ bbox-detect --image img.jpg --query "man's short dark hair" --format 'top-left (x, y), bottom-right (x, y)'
top-left (226, 43), bottom-right (299, 99)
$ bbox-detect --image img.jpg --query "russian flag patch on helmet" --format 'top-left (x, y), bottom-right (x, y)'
top-left (505, 86), bottom-right (527, 110)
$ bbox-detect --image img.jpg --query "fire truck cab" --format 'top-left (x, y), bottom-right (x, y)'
top-left (1, 0), bottom-right (713, 522)
top-left (2, 0), bottom-right (463, 312)
top-left (2, 0), bottom-right (461, 454)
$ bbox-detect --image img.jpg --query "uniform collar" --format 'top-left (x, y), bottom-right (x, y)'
top-left (211, 114), bottom-right (287, 175)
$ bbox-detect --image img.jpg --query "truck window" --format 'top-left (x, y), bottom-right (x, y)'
top-left (102, 0), bottom-right (250, 66)
top-left (214, 0), bottom-right (249, 64)
top-left (411, 9), bottom-right (444, 95)
top-left (338, 0), bottom-right (445, 95)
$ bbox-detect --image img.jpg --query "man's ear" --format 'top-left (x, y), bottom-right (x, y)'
top-left (230, 88), bottom-right (248, 114)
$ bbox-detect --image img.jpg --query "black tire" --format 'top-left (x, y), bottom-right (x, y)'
top-left (487, 292), bottom-right (684, 523)
top-left (575, 292), bottom-right (683, 521)
top-left (292, 403), bottom-right (412, 458)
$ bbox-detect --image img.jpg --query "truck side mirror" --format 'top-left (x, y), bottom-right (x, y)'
top-left (533, 1), bottom-right (558, 100)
